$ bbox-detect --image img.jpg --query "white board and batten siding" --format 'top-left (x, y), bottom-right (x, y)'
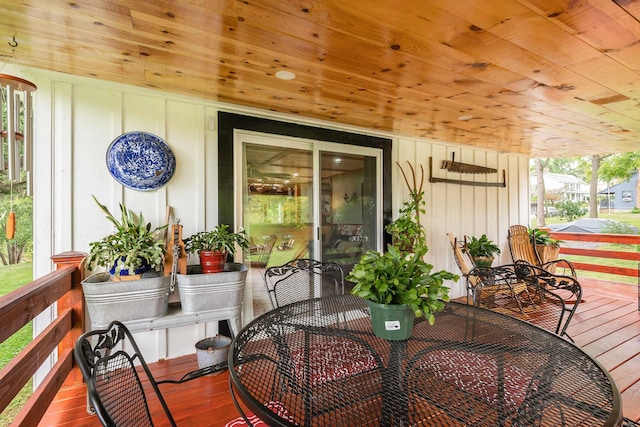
top-left (396, 139), bottom-right (530, 299)
top-left (24, 65), bottom-right (530, 367)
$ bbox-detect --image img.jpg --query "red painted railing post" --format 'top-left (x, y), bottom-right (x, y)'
top-left (51, 251), bottom-right (87, 386)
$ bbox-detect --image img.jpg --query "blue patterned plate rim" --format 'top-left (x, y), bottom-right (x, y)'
top-left (106, 131), bottom-right (176, 191)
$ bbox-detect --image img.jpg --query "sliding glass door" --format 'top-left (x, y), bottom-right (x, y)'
top-left (235, 131), bottom-right (382, 276)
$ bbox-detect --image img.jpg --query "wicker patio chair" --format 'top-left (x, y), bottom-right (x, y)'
top-left (447, 233), bottom-right (530, 314)
top-left (75, 321), bottom-right (227, 427)
top-left (507, 224), bottom-right (576, 277)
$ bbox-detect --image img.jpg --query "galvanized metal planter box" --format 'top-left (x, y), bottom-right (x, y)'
top-left (176, 263), bottom-right (248, 314)
top-left (82, 272), bottom-right (171, 328)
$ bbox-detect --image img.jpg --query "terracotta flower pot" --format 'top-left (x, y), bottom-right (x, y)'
top-left (199, 250), bottom-right (227, 273)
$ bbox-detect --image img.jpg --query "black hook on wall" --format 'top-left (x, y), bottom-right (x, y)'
top-left (8, 36), bottom-right (18, 48)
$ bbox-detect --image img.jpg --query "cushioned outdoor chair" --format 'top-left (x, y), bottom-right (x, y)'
top-left (264, 258), bottom-right (345, 308)
top-left (507, 224), bottom-right (576, 277)
top-left (74, 321), bottom-right (227, 427)
top-left (447, 233), bottom-right (530, 314)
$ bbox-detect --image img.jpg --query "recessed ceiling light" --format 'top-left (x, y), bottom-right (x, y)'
top-left (457, 115), bottom-right (473, 121)
top-left (275, 70), bottom-right (296, 80)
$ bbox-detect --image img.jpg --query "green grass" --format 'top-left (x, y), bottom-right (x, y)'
top-left (532, 211), bottom-right (640, 285)
top-left (534, 211), bottom-right (640, 229)
top-left (244, 224), bottom-right (312, 267)
top-left (0, 262), bottom-right (33, 427)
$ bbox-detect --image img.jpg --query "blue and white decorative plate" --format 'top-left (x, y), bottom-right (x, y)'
top-left (106, 132), bottom-right (176, 191)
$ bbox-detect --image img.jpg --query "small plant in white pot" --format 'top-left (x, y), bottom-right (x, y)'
top-left (183, 224), bottom-right (249, 273)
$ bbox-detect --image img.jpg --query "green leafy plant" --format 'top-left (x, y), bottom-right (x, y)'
top-left (183, 224), bottom-right (249, 256)
top-left (347, 245), bottom-right (458, 325)
top-left (86, 195), bottom-right (167, 276)
top-left (529, 228), bottom-right (562, 247)
top-left (555, 199), bottom-right (587, 221)
top-left (465, 234), bottom-right (501, 258)
top-left (385, 161), bottom-right (426, 250)
top-left (601, 220), bottom-right (639, 235)
top-left (465, 234), bottom-right (500, 267)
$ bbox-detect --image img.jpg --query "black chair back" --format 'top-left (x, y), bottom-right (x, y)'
top-left (74, 321), bottom-right (177, 427)
top-left (264, 258), bottom-right (345, 308)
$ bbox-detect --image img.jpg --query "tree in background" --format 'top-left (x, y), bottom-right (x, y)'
top-left (555, 199), bottom-right (588, 221)
top-left (536, 153), bottom-right (640, 220)
top-left (588, 155), bottom-right (603, 218)
top-left (598, 152), bottom-right (640, 183)
top-left (583, 153), bottom-right (639, 218)
top-left (0, 177), bottom-right (32, 265)
top-left (535, 158), bottom-right (547, 227)
top-left (534, 157), bottom-right (582, 226)
top-left (545, 157), bottom-right (586, 180)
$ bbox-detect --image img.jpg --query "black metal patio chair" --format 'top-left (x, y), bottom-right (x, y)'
top-left (264, 258), bottom-right (345, 308)
top-left (74, 321), bottom-right (227, 427)
top-left (494, 262), bottom-right (582, 341)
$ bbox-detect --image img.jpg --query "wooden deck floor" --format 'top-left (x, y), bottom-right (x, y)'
top-left (39, 278), bottom-right (640, 426)
top-left (567, 278), bottom-right (640, 423)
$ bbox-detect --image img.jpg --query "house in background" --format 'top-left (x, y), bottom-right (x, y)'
top-left (599, 172), bottom-right (639, 211)
top-left (530, 172), bottom-right (590, 213)
top-left (543, 173), bottom-right (590, 202)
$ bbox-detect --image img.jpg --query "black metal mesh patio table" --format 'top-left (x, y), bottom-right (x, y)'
top-left (229, 294), bottom-right (622, 427)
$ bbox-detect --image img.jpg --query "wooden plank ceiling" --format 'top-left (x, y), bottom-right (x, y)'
top-left (0, 0), bottom-right (639, 158)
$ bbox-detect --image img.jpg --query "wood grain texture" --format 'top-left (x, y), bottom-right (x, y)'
top-left (38, 278), bottom-right (640, 425)
top-left (1, 0), bottom-right (640, 157)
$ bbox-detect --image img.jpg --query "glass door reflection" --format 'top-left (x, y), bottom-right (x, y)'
top-left (241, 140), bottom-right (380, 281)
top-left (244, 143), bottom-right (314, 273)
top-left (320, 152), bottom-right (378, 280)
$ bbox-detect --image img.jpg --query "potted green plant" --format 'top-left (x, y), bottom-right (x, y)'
top-left (183, 224), bottom-right (249, 273)
top-left (465, 234), bottom-right (501, 268)
top-left (82, 196), bottom-right (170, 328)
top-left (178, 224), bottom-right (250, 314)
top-left (385, 161), bottom-right (426, 251)
top-left (529, 227), bottom-right (562, 266)
top-left (86, 195), bottom-right (167, 277)
top-left (348, 244), bottom-right (458, 340)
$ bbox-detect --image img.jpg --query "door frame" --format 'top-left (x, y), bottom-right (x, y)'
top-left (233, 129), bottom-right (384, 260)
top-left (217, 111), bottom-right (393, 244)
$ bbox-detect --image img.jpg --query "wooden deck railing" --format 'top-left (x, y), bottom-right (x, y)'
top-left (548, 231), bottom-right (640, 278)
top-left (0, 238), bottom-right (638, 425)
top-left (0, 251), bottom-right (86, 426)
